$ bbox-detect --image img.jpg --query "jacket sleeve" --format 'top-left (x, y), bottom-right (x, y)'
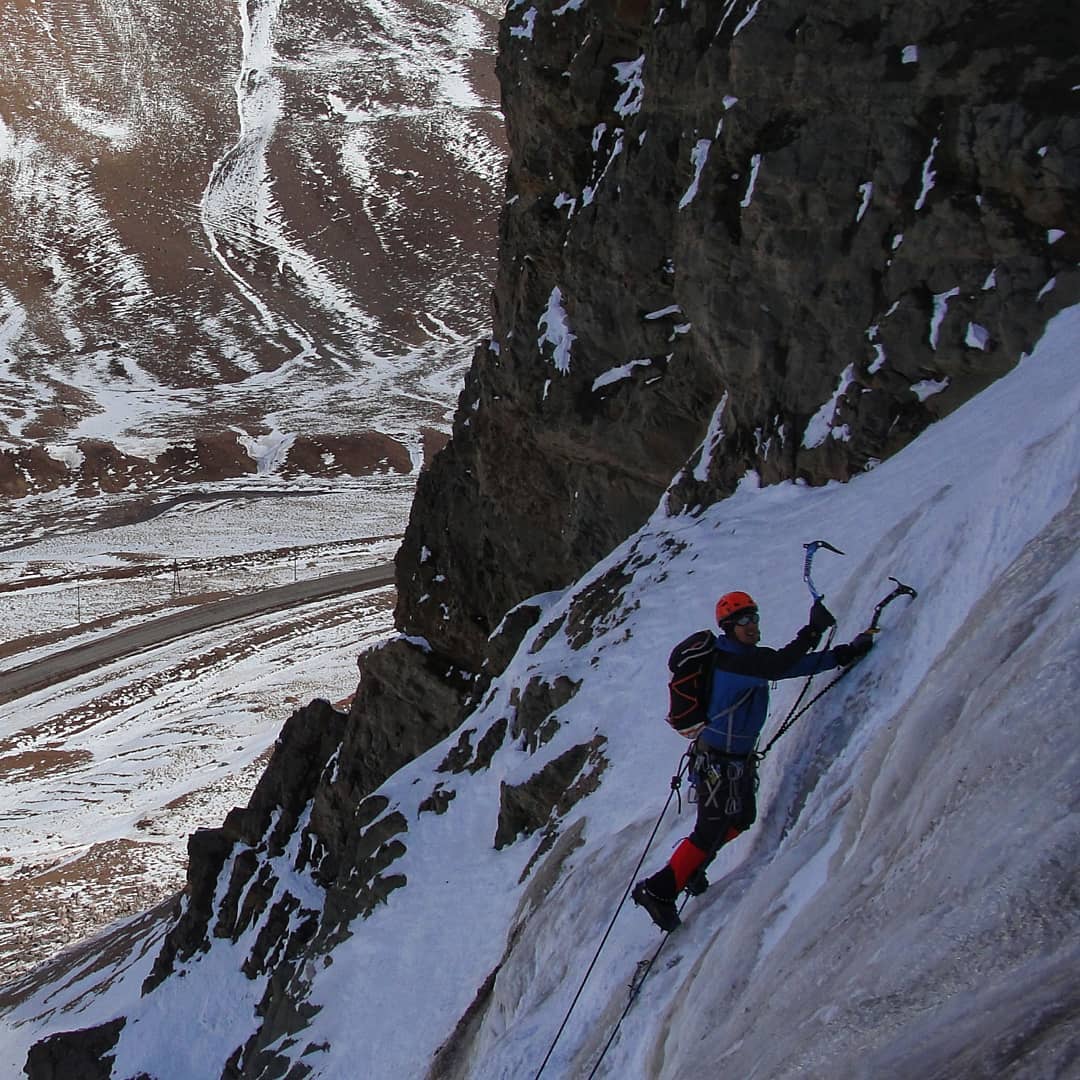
top-left (712, 628), bottom-right (842, 681)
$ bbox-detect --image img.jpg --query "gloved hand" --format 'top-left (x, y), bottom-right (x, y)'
top-left (802, 599), bottom-right (836, 645)
top-left (808, 599), bottom-right (837, 634)
top-left (833, 632), bottom-right (875, 667)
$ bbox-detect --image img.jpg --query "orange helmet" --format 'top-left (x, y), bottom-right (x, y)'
top-left (715, 591), bottom-right (756, 625)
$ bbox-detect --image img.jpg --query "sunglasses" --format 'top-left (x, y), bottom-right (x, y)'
top-left (731, 611), bottom-right (760, 626)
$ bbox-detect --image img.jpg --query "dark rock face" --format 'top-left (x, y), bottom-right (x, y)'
top-left (95, 642), bottom-right (471, 1077)
top-left (493, 735), bottom-right (607, 850)
top-left (148, 643), bottom-right (470, 952)
top-left (23, 646), bottom-right (482, 1077)
top-left (144, 698), bottom-right (351, 991)
top-left (23, 1017), bottom-right (125, 1080)
top-left (396, 0), bottom-right (1079, 667)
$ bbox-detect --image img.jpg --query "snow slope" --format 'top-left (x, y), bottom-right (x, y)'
top-left (1, 307), bottom-right (1077, 1076)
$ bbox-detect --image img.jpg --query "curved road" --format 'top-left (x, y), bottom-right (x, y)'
top-left (0, 564), bottom-right (396, 706)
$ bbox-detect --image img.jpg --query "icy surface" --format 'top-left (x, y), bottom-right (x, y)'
top-left (678, 138), bottom-right (711, 209)
top-left (930, 286), bottom-right (960, 348)
top-left (803, 364), bottom-right (855, 448)
top-left (537, 287), bottom-right (575, 374)
top-left (740, 152), bottom-right (762, 208)
top-left (915, 135), bottom-right (940, 210)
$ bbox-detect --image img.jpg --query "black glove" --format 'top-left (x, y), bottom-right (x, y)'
top-left (802, 599), bottom-right (836, 645)
top-left (808, 599), bottom-right (836, 634)
top-left (833, 632), bottom-right (874, 667)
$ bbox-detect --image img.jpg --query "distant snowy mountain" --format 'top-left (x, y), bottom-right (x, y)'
top-left (0, 0), bottom-right (503, 526)
top-left (3, 305), bottom-right (1076, 1078)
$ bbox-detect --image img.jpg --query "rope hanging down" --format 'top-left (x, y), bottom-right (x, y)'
top-left (758, 642), bottom-right (849, 758)
top-left (585, 893), bottom-right (690, 1079)
top-left (584, 612), bottom-right (845, 1070)
top-left (533, 757), bottom-right (689, 1080)
top-left (760, 622), bottom-right (839, 756)
top-left (536, 574), bottom-right (917, 1076)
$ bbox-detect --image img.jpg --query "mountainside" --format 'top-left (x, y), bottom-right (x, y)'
top-left (397, 0), bottom-right (1079, 668)
top-left (2, 0), bottom-right (1079, 1077)
top-left (0, 0), bottom-right (503, 540)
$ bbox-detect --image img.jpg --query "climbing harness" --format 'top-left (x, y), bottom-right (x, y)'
top-left (716, 687), bottom-right (754, 754)
top-left (533, 757), bottom-right (689, 1080)
top-left (723, 758), bottom-right (745, 816)
top-left (696, 753), bottom-right (747, 815)
top-left (534, 568), bottom-right (918, 1078)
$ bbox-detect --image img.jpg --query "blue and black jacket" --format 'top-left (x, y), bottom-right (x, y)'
top-left (698, 628), bottom-right (843, 757)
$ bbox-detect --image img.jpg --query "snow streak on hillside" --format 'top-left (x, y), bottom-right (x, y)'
top-left (2, 308), bottom-right (1077, 1076)
top-left (0, 0), bottom-right (504, 449)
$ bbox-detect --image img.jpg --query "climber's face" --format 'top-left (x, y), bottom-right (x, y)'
top-left (730, 609), bottom-right (760, 646)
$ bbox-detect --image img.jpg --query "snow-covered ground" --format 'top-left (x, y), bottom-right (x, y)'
top-left (0, 475), bottom-right (415, 626)
top-left (0, 484), bottom-right (409, 984)
top-left (0, 291), bottom-right (1074, 1077)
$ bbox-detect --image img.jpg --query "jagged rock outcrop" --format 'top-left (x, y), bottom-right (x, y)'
top-left (493, 734), bottom-right (606, 850)
top-left (23, 1017), bottom-right (125, 1080)
top-left (144, 698), bottom-right (349, 990)
top-left (0, 431), bottom-right (414, 500)
top-left (74, 642), bottom-right (475, 1077)
top-left (395, 0), bottom-right (1079, 669)
top-left (146, 638), bottom-right (475, 988)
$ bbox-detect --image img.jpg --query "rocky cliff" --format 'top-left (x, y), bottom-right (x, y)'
top-left (21, 0), bottom-right (1079, 1075)
top-left (396, 0), bottom-right (1079, 669)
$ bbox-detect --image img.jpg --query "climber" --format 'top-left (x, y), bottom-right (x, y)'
top-left (632, 590), bottom-right (873, 932)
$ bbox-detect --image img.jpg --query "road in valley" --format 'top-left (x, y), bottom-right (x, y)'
top-left (0, 564), bottom-right (396, 705)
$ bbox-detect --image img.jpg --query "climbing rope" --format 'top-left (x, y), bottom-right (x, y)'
top-left (539, 632), bottom-right (843, 1077)
top-left (585, 893), bottom-right (690, 1079)
top-left (581, 630), bottom-right (847, 1075)
top-left (758, 661), bottom-right (853, 758)
top-left (757, 624), bottom-right (839, 758)
top-left (533, 757), bottom-right (689, 1080)
top-left (537, 577), bottom-right (918, 1076)
top-left (759, 576), bottom-right (917, 758)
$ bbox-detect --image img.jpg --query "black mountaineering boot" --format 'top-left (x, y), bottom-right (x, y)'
top-left (684, 868), bottom-right (709, 897)
top-left (632, 881), bottom-right (680, 932)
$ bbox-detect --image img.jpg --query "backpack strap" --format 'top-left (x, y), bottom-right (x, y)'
top-left (711, 688), bottom-right (754, 754)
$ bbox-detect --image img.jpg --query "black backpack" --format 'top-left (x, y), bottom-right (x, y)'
top-left (666, 630), bottom-right (716, 738)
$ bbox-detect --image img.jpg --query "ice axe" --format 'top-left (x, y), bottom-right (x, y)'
top-left (868, 576), bottom-right (918, 632)
top-left (802, 540), bottom-right (845, 602)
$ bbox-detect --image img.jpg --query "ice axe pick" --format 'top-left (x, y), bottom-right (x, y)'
top-left (802, 540), bottom-right (845, 602)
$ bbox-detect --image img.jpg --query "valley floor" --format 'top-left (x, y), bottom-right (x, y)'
top-left (0, 483), bottom-right (406, 984)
